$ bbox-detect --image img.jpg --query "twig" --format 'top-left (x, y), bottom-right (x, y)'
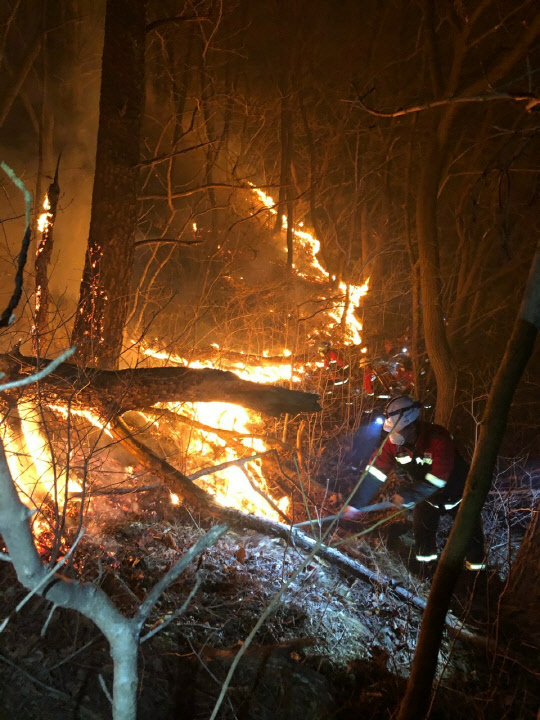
top-left (136, 140), bottom-right (214, 168)
top-left (350, 92), bottom-right (540, 118)
top-left (133, 524), bottom-right (228, 631)
top-left (141, 575), bottom-right (203, 642)
top-left (47, 636), bottom-right (100, 671)
top-left (0, 162), bottom-right (33, 327)
top-left (188, 451), bottom-right (275, 481)
top-left (145, 406), bottom-right (294, 450)
top-left (41, 602), bottom-right (57, 637)
top-left (98, 674), bottom-right (113, 704)
top-left (146, 13), bottom-right (210, 32)
top-left (0, 527), bottom-right (85, 631)
top-left (240, 465), bottom-right (291, 524)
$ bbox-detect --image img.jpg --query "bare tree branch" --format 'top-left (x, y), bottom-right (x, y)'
top-left (351, 92), bottom-right (540, 118)
top-left (146, 14), bottom-right (211, 33)
top-left (139, 182), bottom-right (246, 201)
top-left (136, 140), bottom-right (214, 168)
top-left (0, 347), bottom-right (76, 391)
top-left (0, 162), bottom-right (33, 327)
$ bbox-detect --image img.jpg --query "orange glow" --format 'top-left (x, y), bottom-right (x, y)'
top-left (6, 180), bottom-right (371, 532)
top-left (249, 184), bottom-right (369, 345)
top-left (49, 404), bottom-right (113, 437)
top-left (3, 402), bottom-right (82, 510)
top-left (159, 399), bottom-right (288, 520)
top-left (37, 195), bottom-right (52, 234)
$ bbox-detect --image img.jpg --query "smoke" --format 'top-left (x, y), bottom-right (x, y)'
top-left (0, 1), bottom-right (105, 337)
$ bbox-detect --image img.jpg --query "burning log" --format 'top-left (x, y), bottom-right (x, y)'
top-left (156, 346), bottom-right (306, 366)
top-left (34, 154), bottom-right (62, 338)
top-left (0, 350), bottom-right (321, 418)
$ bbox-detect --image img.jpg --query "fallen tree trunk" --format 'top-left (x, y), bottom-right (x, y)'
top-left (151, 346), bottom-right (304, 367)
top-left (97, 418), bottom-right (484, 642)
top-left (0, 350), bottom-right (321, 417)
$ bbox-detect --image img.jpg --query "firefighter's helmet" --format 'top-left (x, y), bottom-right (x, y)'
top-left (318, 340), bottom-right (331, 354)
top-left (382, 395), bottom-right (421, 433)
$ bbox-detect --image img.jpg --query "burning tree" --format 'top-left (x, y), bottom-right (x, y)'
top-left (71, 0), bottom-right (147, 370)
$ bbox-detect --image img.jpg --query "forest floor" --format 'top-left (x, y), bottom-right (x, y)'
top-left (1, 473), bottom-right (538, 720)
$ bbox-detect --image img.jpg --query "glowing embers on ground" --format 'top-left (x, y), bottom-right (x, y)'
top-left (158, 400), bottom-right (289, 521)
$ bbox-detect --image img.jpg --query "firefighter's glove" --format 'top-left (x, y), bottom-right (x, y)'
top-left (341, 505), bottom-right (363, 520)
top-left (391, 493), bottom-right (415, 509)
top-left (392, 467), bottom-right (414, 482)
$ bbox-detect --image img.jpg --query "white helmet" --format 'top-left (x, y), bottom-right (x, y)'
top-left (383, 396), bottom-right (421, 435)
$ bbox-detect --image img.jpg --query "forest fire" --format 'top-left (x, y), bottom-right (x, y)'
top-left (1, 175), bottom-right (369, 533)
top-left (250, 184), bottom-right (369, 345)
top-left (1, 4), bottom-right (537, 718)
top-left (2, 402), bottom-right (82, 509)
top-left (137, 344), bottom-right (302, 518)
top-left (124, 184), bottom-right (370, 520)
top-left (161, 400), bottom-right (289, 520)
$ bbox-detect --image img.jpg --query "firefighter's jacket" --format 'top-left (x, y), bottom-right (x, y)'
top-left (351, 421), bottom-right (469, 510)
top-left (322, 349), bottom-right (350, 384)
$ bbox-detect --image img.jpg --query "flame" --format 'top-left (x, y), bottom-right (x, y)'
top-left (140, 347), bottom-right (304, 385)
top-left (37, 195), bottom-right (52, 234)
top-left (5, 181), bottom-right (371, 532)
top-left (135, 179), bottom-right (373, 520)
top-left (3, 402), bottom-right (82, 509)
top-left (162, 400), bottom-right (288, 520)
top-left (249, 184), bottom-right (369, 345)
top-left (49, 404), bottom-right (113, 437)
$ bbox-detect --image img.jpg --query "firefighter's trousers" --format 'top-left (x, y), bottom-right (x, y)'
top-left (413, 499), bottom-right (486, 568)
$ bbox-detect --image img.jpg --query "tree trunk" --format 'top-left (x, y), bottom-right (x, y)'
top-left (0, 351), bottom-right (321, 418)
top-left (71, 0), bottom-right (146, 370)
top-left (34, 158), bottom-right (60, 341)
top-left (397, 246), bottom-right (539, 720)
top-left (501, 499), bottom-right (540, 648)
top-left (415, 134), bottom-right (457, 426)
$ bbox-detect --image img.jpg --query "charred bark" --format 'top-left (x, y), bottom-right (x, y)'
top-left (34, 156), bottom-right (61, 339)
top-left (0, 351), bottom-right (321, 418)
top-left (501, 499), bottom-right (540, 648)
top-left (71, 0), bottom-right (146, 370)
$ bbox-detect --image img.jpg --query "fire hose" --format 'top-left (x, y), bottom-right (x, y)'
top-left (293, 501), bottom-right (397, 527)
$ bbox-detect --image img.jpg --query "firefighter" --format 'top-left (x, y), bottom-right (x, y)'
top-left (318, 340), bottom-right (350, 389)
top-left (343, 395), bottom-right (486, 572)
